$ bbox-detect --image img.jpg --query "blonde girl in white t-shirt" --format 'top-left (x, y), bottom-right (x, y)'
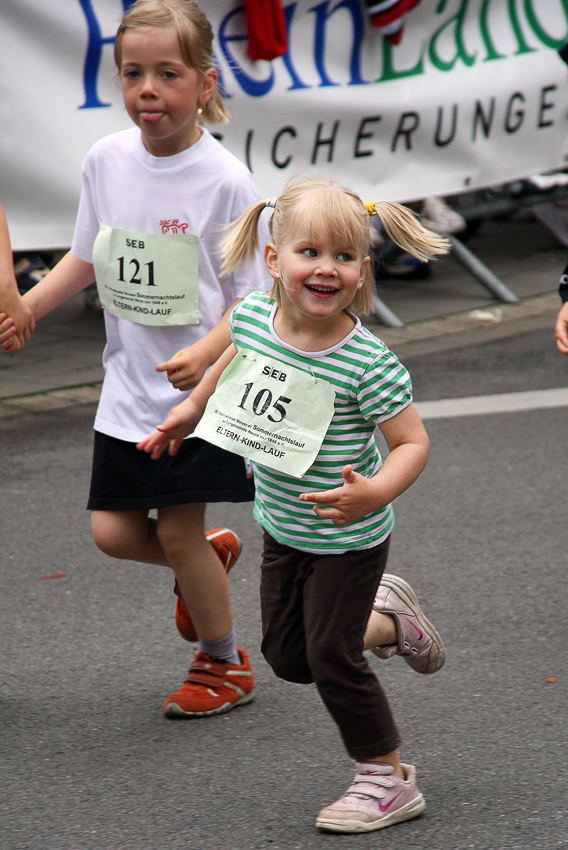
top-left (0, 0), bottom-right (270, 717)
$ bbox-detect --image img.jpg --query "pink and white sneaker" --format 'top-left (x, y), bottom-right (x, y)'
top-left (372, 574), bottom-right (446, 674)
top-left (316, 762), bottom-right (425, 833)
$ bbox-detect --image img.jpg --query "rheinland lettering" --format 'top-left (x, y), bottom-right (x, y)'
top-left (216, 0), bottom-right (568, 93)
top-left (77, 0), bottom-right (568, 109)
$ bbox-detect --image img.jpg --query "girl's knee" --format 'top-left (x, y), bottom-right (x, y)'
top-left (91, 525), bottom-right (127, 559)
top-left (90, 512), bottom-right (139, 560)
top-left (307, 644), bottom-right (357, 686)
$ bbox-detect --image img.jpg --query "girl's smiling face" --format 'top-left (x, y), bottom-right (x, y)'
top-left (119, 26), bottom-right (216, 157)
top-left (265, 223), bottom-right (369, 330)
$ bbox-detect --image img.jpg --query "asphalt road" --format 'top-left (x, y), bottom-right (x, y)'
top-left (1, 325), bottom-right (566, 850)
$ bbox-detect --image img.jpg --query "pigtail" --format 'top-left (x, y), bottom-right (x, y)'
top-left (220, 200), bottom-right (268, 276)
top-left (372, 201), bottom-right (450, 262)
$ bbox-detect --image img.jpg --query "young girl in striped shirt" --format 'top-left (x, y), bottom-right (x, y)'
top-left (138, 177), bottom-right (449, 834)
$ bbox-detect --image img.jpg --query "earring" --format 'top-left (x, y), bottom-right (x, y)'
top-left (357, 281), bottom-right (363, 289)
top-left (197, 105), bottom-right (204, 115)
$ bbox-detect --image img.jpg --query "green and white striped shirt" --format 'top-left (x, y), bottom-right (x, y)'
top-left (230, 292), bottom-right (413, 554)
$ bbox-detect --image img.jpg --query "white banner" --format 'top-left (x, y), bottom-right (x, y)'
top-left (2, 0), bottom-right (568, 250)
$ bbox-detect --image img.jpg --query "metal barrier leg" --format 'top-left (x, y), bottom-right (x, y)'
top-left (371, 292), bottom-right (405, 327)
top-left (448, 235), bottom-right (520, 304)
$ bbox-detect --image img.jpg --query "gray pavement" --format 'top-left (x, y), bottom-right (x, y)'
top-left (1, 324), bottom-right (567, 850)
top-left (1, 215), bottom-right (567, 850)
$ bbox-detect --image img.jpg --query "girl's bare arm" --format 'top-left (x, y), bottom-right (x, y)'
top-left (23, 252), bottom-right (95, 321)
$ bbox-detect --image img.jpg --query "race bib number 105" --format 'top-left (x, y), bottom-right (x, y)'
top-left (194, 349), bottom-right (335, 478)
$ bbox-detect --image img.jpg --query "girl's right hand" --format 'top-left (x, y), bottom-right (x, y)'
top-left (155, 339), bottom-right (210, 391)
top-left (136, 399), bottom-right (203, 460)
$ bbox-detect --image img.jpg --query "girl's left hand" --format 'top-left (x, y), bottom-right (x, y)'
top-left (299, 465), bottom-right (386, 526)
top-left (136, 399), bottom-right (202, 460)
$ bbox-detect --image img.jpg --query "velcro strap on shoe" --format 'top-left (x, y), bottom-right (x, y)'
top-left (346, 783), bottom-right (387, 801)
top-left (186, 657), bottom-right (236, 689)
top-left (186, 670), bottom-right (227, 688)
top-left (346, 773), bottom-right (392, 800)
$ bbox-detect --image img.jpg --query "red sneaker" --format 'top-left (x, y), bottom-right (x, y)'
top-left (163, 648), bottom-right (255, 717)
top-left (174, 528), bottom-right (243, 643)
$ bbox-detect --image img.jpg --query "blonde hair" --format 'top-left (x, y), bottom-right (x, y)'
top-left (221, 177), bottom-right (450, 315)
top-left (114, 0), bottom-right (228, 125)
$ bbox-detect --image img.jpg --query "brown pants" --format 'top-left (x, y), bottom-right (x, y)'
top-left (260, 531), bottom-right (401, 760)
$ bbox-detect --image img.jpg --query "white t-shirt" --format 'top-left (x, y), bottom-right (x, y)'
top-left (71, 127), bottom-right (270, 442)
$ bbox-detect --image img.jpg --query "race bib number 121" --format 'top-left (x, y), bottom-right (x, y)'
top-left (92, 223), bottom-right (199, 326)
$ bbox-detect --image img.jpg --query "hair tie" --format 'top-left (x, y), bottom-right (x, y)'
top-left (365, 202), bottom-right (378, 216)
top-left (265, 197), bottom-right (278, 209)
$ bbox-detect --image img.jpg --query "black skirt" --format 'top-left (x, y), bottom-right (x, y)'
top-left (87, 431), bottom-right (255, 511)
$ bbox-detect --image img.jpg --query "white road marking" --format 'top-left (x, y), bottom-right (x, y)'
top-left (415, 388), bottom-right (568, 420)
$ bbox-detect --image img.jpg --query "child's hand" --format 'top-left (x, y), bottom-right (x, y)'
top-left (155, 340), bottom-right (210, 391)
top-left (299, 465), bottom-right (387, 527)
top-left (555, 302), bottom-right (568, 354)
top-left (136, 399), bottom-right (203, 460)
top-left (0, 299), bottom-right (35, 354)
top-left (0, 313), bottom-right (18, 352)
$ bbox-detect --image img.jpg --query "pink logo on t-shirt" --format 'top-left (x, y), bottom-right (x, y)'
top-left (160, 219), bottom-right (189, 234)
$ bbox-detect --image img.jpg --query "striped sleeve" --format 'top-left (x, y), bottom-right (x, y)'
top-left (339, 331), bottom-right (413, 424)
